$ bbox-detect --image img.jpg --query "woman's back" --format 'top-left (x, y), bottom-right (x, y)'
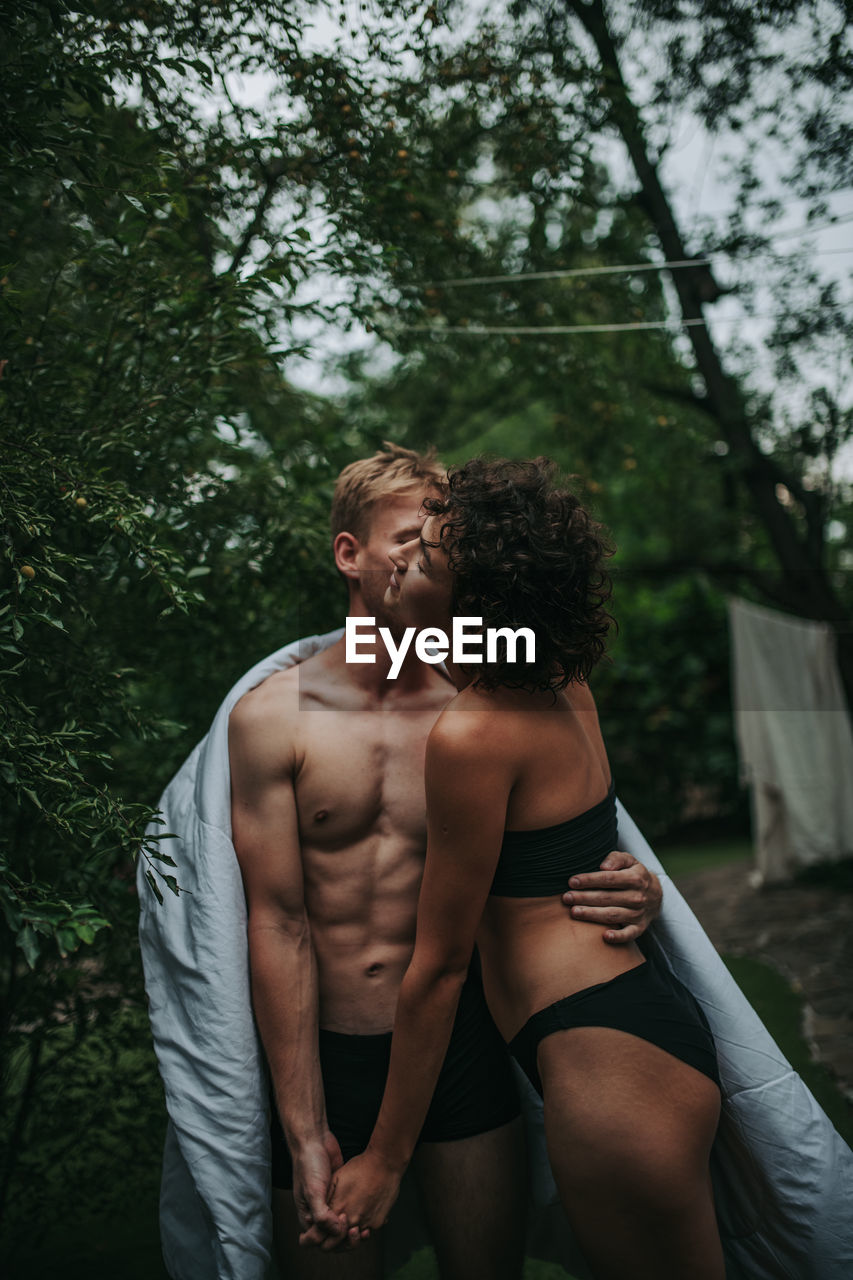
top-left (454, 682), bottom-right (645, 1041)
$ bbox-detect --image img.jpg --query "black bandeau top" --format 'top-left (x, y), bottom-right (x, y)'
top-left (489, 781), bottom-right (617, 897)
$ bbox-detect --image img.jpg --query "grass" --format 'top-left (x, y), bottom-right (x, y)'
top-left (654, 838), bottom-right (754, 877)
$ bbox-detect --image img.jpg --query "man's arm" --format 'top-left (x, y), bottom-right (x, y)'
top-left (228, 690), bottom-right (345, 1243)
top-left (562, 851), bottom-right (662, 944)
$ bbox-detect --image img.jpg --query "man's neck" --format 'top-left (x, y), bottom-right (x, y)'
top-left (326, 617), bottom-right (448, 700)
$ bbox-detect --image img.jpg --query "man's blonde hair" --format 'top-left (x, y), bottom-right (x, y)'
top-left (330, 442), bottom-right (445, 543)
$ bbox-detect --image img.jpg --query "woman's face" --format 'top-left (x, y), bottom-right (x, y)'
top-left (384, 513), bottom-right (453, 632)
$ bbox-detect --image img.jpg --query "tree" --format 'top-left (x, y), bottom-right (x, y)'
top-left (349, 0), bottom-right (851, 682)
top-left (0, 0), bottom-right (436, 1237)
top-left (336, 145), bottom-right (749, 830)
top-left (499, 0), bottom-right (853, 692)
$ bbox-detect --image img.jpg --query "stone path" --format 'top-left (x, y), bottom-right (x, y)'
top-left (672, 860), bottom-right (853, 1105)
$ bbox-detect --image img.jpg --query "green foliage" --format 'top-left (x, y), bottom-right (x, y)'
top-left (0, 0), bottom-right (439, 963)
top-left (0, 1006), bottom-right (168, 1278)
top-left (0, 0), bottom-right (434, 1231)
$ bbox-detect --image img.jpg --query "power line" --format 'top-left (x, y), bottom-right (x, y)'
top-left (418, 258), bottom-right (712, 289)
top-left (391, 307), bottom-right (852, 337)
top-left (395, 317), bottom-right (721, 335)
top-left (414, 243), bottom-right (853, 291)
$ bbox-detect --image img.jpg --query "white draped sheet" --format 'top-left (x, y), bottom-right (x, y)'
top-left (728, 597), bottom-right (853, 884)
top-left (138, 630), bottom-right (853, 1279)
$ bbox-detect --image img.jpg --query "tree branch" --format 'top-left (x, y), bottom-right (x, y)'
top-left (225, 157), bottom-right (290, 276)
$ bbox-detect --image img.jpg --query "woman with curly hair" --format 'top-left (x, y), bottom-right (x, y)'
top-left (328, 456), bottom-right (724, 1279)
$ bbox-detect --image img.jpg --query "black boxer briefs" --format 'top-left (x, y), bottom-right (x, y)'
top-left (270, 962), bottom-right (520, 1189)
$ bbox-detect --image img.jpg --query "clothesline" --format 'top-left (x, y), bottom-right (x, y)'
top-left (417, 257), bottom-right (713, 289)
top-left (388, 306), bottom-right (851, 336)
top-left (414, 243), bottom-right (853, 291)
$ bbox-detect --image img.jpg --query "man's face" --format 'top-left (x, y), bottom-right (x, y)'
top-left (354, 490), bottom-right (430, 622)
top-left (384, 514), bottom-right (453, 634)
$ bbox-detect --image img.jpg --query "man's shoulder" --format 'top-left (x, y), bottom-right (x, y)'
top-left (229, 666), bottom-right (301, 736)
top-left (223, 629), bottom-right (344, 720)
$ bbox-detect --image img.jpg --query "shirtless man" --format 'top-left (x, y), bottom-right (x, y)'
top-left (228, 445), bottom-right (663, 1280)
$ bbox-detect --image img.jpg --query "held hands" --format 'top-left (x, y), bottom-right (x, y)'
top-left (322, 1147), bottom-right (404, 1247)
top-left (562, 850), bottom-right (663, 944)
top-left (293, 1131), bottom-right (348, 1249)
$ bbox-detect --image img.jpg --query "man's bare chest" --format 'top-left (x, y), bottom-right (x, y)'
top-left (292, 709), bottom-right (434, 850)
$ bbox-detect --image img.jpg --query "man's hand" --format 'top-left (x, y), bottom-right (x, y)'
top-left (293, 1132), bottom-right (347, 1249)
top-left (562, 850), bottom-right (662, 945)
top-left (324, 1147), bottom-right (404, 1248)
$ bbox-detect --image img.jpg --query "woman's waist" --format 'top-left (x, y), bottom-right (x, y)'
top-left (477, 902), bottom-right (643, 1041)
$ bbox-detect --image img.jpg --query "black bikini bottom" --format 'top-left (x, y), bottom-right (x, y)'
top-left (507, 956), bottom-right (721, 1097)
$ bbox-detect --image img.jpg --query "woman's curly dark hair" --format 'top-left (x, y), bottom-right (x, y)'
top-left (422, 456), bottom-right (614, 693)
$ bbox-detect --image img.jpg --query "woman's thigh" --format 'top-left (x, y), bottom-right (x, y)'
top-left (538, 1026), bottom-right (724, 1280)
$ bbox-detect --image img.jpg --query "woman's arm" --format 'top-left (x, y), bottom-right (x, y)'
top-left (326, 711), bottom-right (514, 1237)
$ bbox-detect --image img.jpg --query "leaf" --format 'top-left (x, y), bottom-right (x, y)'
top-left (0, 898), bottom-right (21, 932)
top-left (17, 924), bottom-right (40, 969)
top-left (190, 59), bottom-right (213, 84)
top-left (169, 193), bottom-right (189, 219)
top-left (56, 926), bottom-right (80, 957)
top-left (149, 851), bottom-right (177, 866)
top-left (32, 612), bottom-right (67, 631)
top-left (12, 617), bottom-right (23, 641)
top-left (123, 193), bottom-right (146, 213)
top-left (145, 870), bottom-right (164, 905)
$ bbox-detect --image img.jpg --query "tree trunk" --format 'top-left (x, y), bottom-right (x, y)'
top-left (562, 0), bottom-right (853, 704)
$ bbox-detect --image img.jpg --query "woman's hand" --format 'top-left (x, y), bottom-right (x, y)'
top-left (327, 1147), bottom-right (404, 1242)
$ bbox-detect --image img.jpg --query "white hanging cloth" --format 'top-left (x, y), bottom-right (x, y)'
top-left (728, 597), bottom-right (853, 884)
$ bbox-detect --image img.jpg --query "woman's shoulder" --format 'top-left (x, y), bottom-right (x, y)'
top-left (430, 694), bottom-right (487, 742)
top-left (427, 686), bottom-right (521, 763)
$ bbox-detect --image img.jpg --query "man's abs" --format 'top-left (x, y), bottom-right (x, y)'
top-left (247, 651), bottom-right (448, 1033)
top-left (292, 685), bottom-right (437, 1033)
top-left (304, 841), bottom-right (422, 1032)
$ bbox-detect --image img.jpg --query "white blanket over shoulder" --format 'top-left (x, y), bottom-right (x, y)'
top-left (138, 631), bottom-right (853, 1280)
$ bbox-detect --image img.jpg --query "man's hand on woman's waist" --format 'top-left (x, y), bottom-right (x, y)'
top-left (562, 850), bottom-right (663, 945)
